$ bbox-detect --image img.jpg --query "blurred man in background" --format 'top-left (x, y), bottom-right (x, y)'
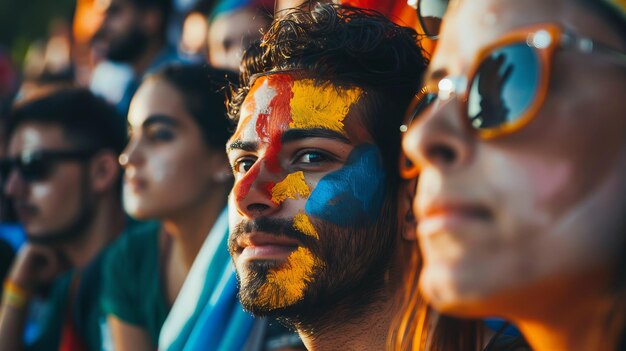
top-left (94, 0), bottom-right (187, 114)
top-left (0, 88), bottom-right (127, 350)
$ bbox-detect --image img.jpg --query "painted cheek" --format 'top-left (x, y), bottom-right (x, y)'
top-left (271, 171), bottom-right (319, 239)
top-left (256, 246), bottom-right (322, 309)
top-left (305, 144), bottom-right (387, 227)
top-left (270, 171), bottom-right (310, 204)
top-left (293, 212), bottom-right (319, 239)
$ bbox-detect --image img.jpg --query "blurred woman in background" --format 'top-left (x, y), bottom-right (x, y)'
top-left (101, 64), bottom-right (235, 350)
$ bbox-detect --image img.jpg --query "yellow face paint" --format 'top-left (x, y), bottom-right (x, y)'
top-left (271, 171), bottom-right (311, 204)
top-left (256, 246), bottom-right (322, 309)
top-left (293, 212), bottom-right (319, 239)
top-left (289, 79), bottom-right (363, 134)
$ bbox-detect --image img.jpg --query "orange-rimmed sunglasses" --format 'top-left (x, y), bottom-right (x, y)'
top-left (399, 23), bottom-right (626, 179)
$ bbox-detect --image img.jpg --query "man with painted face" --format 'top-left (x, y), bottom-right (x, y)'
top-left (0, 88), bottom-right (127, 350)
top-left (401, 0), bottom-right (626, 349)
top-left (226, 3), bottom-right (428, 350)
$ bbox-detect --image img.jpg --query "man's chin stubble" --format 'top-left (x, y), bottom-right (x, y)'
top-left (237, 259), bottom-right (301, 316)
top-left (236, 254), bottom-right (389, 329)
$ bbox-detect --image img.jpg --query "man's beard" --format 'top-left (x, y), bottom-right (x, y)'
top-left (26, 175), bottom-right (96, 247)
top-left (106, 26), bottom-right (149, 63)
top-left (229, 196), bottom-right (398, 330)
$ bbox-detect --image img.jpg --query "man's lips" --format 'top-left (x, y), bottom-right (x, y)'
top-left (15, 203), bottom-right (37, 223)
top-left (236, 232), bottom-right (300, 261)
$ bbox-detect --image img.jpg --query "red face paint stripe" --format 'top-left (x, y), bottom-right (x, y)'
top-left (256, 74), bottom-right (295, 174)
top-left (264, 182), bottom-right (275, 196)
top-left (234, 164), bottom-right (260, 202)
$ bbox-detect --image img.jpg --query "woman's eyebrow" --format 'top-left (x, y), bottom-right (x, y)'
top-left (142, 114), bottom-right (180, 128)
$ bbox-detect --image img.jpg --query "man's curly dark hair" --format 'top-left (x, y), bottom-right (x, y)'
top-left (228, 2), bottom-right (428, 177)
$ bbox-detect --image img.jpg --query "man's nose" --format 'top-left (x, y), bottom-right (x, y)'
top-left (233, 160), bottom-right (282, 219)
top-left (119, 137), bottom-right (144, 169)
top-left (4, 168), bottom-right (26, 200)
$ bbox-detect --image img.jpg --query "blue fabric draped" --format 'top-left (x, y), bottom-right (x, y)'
top-left (158, 209), bottom-right (254, 351)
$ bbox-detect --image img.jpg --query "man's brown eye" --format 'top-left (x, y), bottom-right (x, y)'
top-left (234, 159), bottom-right (255, 174)
top-left (298, 151), bottom-right (327, 164)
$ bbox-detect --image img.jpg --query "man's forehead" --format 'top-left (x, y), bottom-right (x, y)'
top-left (238, 72), bottom-right (364, 134)
top-left (9, 123), bottom-right (68, 155)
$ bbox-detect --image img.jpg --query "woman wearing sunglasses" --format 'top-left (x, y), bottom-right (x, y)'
top-left (401, 0), bottom-right (626, 349)
top-left (100, 64), bottom-right (235, 350)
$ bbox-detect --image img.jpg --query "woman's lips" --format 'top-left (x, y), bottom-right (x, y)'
top-left (124, 177), bottom-right (148, 193)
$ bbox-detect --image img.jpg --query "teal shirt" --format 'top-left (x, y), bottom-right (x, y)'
top-left (101, 221), bottom-right (168, 346)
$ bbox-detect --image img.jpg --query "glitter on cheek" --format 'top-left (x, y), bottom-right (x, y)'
top-left (271, 171), bottom-right (311, 204)
top-left (256, 247), bottom-right (322, 309)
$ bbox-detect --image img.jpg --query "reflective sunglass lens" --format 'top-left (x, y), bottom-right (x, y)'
top-left (467, 42), bottom-right (540, 131)
top-left (0, 160), bottom-right (10, 181)
top-left (417, 0), bottom-right (449, 38)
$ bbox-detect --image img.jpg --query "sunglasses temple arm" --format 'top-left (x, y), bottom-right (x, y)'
top-left (562, 33), bottom-right (626, 67)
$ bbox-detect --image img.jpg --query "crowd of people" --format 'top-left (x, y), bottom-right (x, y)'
top-left (0, 0), bottom-right (625, 350)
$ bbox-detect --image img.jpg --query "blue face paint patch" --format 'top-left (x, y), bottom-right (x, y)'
top-left (305, 144), bottom-right (387, 227)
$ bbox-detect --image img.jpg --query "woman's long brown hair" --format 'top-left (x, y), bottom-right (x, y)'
top-left (387, 239), bottom-right (482, 350)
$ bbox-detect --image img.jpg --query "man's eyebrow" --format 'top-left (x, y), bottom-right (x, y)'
top-left (281, 128), bottom-right (351, 145)
top-left (227, 140), bottom-right (258, 152)
top-left (142, 115), bottom-right (179, 128)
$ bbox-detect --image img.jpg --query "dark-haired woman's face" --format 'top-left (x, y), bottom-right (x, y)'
top-left (121, 79), bottom-right (221, 219)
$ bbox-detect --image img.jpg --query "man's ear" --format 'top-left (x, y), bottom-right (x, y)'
top-left (399, 178), bottom-right (418, 241)
top-left (89, 151), bottom-right (121, 193)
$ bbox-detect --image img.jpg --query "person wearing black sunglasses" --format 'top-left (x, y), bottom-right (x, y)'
top-left (0, 88), bottom-right (129, 350)
top-left (401, 0), bottom-right (626, 350)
